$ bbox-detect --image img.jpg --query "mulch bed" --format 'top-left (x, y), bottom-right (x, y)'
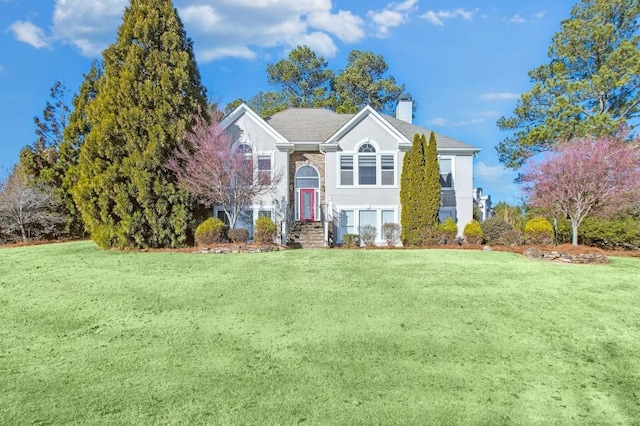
top-left (2, 239), bottom-right (640, 259)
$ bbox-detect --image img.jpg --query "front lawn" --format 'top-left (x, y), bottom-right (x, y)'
top-left (1, 242), bottom-right (639, 424)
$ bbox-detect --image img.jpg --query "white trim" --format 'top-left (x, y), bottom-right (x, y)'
top-left (325, 105), bottom-right (409, 147)
top-left (220, 103), bottom-right (290, 147)
top-left (294, 165), bottom-right (321, 221)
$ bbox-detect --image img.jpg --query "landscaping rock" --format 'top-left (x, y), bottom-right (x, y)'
top-left (194, 244), bottom-right (286, 254)
top-left (523, 247), bottom-right (608, 264)
top-left (523, 247), bottom-right (543, 259)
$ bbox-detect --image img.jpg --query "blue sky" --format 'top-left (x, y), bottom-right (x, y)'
top-left (0, 0), bottom-right (576, 204)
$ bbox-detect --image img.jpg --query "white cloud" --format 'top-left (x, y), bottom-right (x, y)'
top-left (179, 5), bottom-right (221, 31)
top-left (427, 116), bottom-right (485, 127)
top-left (475, 162), bottom-right (508, 181)
top-left (52, 0), bottom-right (127, 56)
top-left (508, 14), bottom-right (527, 24)
top-left (481, 92), bottom-right (520, 101)
top-left (308, 10), bottom-right (364, 43)
top-left (9, 21), bottom-right (50, 49)
top-left (46, 0), bottom-right (366, 61)
top-left (394, 0), bottom-right (419, 12)
top-left (534, 11), bottom-right (546, 19)
top-left (420, 8), bottom-right (477, 26)
top-left (367, 0), bottom-right (418, 38)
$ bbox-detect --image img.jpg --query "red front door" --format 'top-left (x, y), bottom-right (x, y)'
top-left (300, 189), bottom-right (315, 221)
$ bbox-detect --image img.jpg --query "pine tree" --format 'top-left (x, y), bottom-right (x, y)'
top-left (74, 0), bottom-right (208, 248)
top-left (423, 132), bottom-right (441, 229)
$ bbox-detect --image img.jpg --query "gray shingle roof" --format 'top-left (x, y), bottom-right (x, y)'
top-left (381, 114), bottom-right (478, 150)
top-left (266, 107), bottom-right (478, 151)
top-left (266, 108), bottom-right (353, 142)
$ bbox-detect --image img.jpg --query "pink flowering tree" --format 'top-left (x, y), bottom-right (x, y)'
top-left (167, 116), bottom-right (281, 228)
top-left (522, 130), bottom-right (640, 245)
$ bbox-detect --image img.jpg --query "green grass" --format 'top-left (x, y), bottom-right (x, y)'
top-left (1, 241), bottom-right (639, 425)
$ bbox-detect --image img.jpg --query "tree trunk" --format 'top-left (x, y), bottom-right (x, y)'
top-left (571, 221), bottom-right (579, 246)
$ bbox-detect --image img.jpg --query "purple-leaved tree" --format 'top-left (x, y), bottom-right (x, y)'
top-left (523, 130), bottom-right (640, 245)
top-left (167, 116), bottom-right (281, 228)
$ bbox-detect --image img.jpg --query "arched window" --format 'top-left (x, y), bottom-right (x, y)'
top-left (236, 144), bottom-right (253, 183)
top-left (339, 140), bottom-right (395, 186)
top-left (359, 143), bottom-right (376, 153)
top-left (295, 165), bottom-right (319, 189)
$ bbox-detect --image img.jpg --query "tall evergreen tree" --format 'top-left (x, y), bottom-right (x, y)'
top-left (400, 132), bottom-right (442, 245)
top-left (19, 81), bottom-right (70, 187)
top-left (497, 0), bottom-right (640, 169)
top-left (423, 132), bottom-right (442, 229)
top-left (58, 60), bottom-right (103, 236)
top-left (333, 50), bottom-right (405, 114)
top-left (400, 134), bottom-right (426, 245)
top-left (16, 81), bottom-right (71, 238)
top-left (266, 45), bottom-right (334, 109)
top-left (399, 143), bottom-right (413, 245)
top-left (74, 0), bottom-right (208, 248)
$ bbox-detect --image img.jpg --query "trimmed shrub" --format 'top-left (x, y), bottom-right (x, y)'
top-left (342, 234), bottom-right (360, 248)
top-left (254, 216), bottom-right (277, 244)
top-left (525, 216), bottom-right (553, 245)
top-left (499, 229), bottom-right (524, 246)
top-left (482, 217), bottom-right (514, 245)
top-left (577, 215), bottom-right (640, 249)
top-left (382, 223), bottom-right (401, 246)
top-left (359, 225), bottom-right (377, 247)
top-left (228, 228), bottom-right (249, 243)
top-left (463, 220), bottom-right (484, 245)
top-left (439, 217), bottom-right (458, 245)
top-left (194, 218), bottom-right (228, 246)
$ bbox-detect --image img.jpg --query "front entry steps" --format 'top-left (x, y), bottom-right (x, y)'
top-left (287, 221), bottom-right (326, 248)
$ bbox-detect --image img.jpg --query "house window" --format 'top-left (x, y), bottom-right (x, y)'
top-left (340, 142), bottom-right (397, 187)
top-left (381, 155), bottom-right (394, 186)
top-left (295, 165), bottom-right (319, 188)
top-left (258, 156), bottom-right (271, 184)
top-left (217, 210), bottom-right (230, 227)
top-left (439, 158), bottom-right (452, 188)
top-left (236, 144), bottom-right (253, 184)
top-left (359, 210), bottom-right (377, 235)
top-left (359, 143), bottom-right (376, 153)
top-left (381, 210), bottom-right (395, 226)
top-left (340, 156), bottom-right (353, 185)
top-left (341, 210), bottom-right (355, 235)
top-left (358, 143), bottom-right (377, 185)
top-left (258, 210), bottom-right (271, 219)
top-left (358, 156), bottom-right (376, 185)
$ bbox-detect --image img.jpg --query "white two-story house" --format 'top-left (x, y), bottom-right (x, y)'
top-left (218, 95), bottom-right (480, 246)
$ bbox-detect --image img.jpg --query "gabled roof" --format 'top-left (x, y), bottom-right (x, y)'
top-left (220, 103), bottom-right (290, 146)
top-left (265, 106), bottom-right (479, 152)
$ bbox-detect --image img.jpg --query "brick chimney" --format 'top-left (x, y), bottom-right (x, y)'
top-left (395, 93), bottom-right (413, 124)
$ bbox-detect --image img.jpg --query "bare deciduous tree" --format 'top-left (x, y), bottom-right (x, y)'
top-left (0, 169), bottom-right (64, 242)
